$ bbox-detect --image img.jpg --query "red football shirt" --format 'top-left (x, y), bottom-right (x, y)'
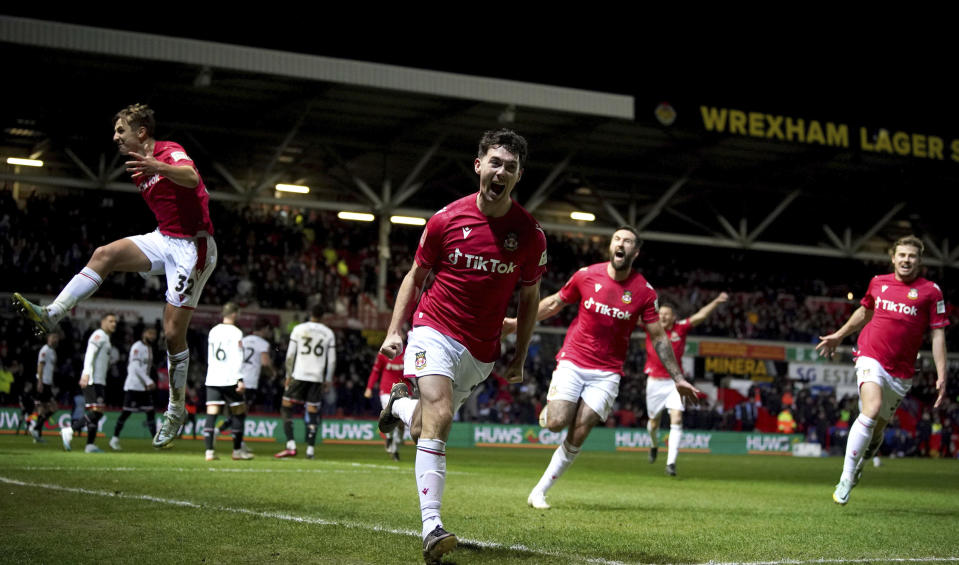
top-left (413, 194), bottom-right (547, 363)
top-left (856, 273), bottom-right (950, 379)
top-left (367, 352), bottom-right (411, 395)
top-left (132, 141), bottom-right (214, 237)
top-left (555, 263), bottom-right (660, 374)
top-left (644, 317), bottom-right (691, 379)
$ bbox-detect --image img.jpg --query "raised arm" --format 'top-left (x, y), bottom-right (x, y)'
top-left (689, 292), bottom-right (729, 327)
top-left (816, 306), bottom-right (873, 359)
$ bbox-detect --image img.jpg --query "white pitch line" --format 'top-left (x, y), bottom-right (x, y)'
top-left (0, 475), bottom-right (622, 565)
top-left (6, 461), bottom-right (474, 474)
top-left (3, 475), bottom-right (954, 565)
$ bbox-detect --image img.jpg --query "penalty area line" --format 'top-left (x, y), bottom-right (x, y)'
top-left (0, 475), bottom-right (622, 565)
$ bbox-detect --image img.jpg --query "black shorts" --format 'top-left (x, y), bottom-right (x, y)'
top-left (83, 384), bottom-right (106, 408)
top-left (283, 379), bottom-right (323, 406)
top-left (122, 390), bottom-right (155, 412)
top-left (206, 385), bottom-right (245, 407)
top-left (36, 385), bottom-right (53, 403)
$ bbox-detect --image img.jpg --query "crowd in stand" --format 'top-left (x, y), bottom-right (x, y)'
top-left (2, 189), bottom-right (957, 456)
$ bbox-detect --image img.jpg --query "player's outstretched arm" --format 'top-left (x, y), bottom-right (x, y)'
top-left (816, 306), bottom-right (873, 359)
top-left (380, 263), bottom-right (429, 359)
top-left (647, 320), bottom-right (702, 404)
top-left (502, 291), bottom-right (569, 336)
top-left (503, 281), bottom-right (541, 384)
top-left (689, 292), bottom-right (729, 327)
top-left (932, 328), bottom-right (949, 408)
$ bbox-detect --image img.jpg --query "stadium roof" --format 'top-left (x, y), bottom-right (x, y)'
top-left (2, 15), bottom-right (957, 268)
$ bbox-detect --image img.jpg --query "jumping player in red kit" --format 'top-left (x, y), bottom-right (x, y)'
top-left (644, 293), bottom-right (727, 476)
top-left (504, 227), bottom-right (702, 510)
top-left (377, 129), bottom-right (546, 564)
top-left (13, 103), bottom-right (217, 449)
top-left (817, 235), bottom-right (949, 505)
top-left (365, 348), bottom-right (413, 461)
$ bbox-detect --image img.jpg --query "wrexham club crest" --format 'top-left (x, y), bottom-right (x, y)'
top-left (908, 288), bottom-right (918, 300)
top-left (621, 290), bottom-right (633, 304)
top-left (415, 351), bottom-right (427, 370)
top-left (503, 232), bottom-right (519, 251)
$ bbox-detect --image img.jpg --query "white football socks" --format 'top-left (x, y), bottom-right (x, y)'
top-left (842, 414), bottom-right (876, 482)
top-left (667, 424), bottom-right (683, 465)
top-left (416, 438), bottom-right (446, 539)
top-left (167, 349), bottom-right (189, 412)
top-left (393, 397), bottom-right (417, 428)
top-left (48, 267), bottom-right (102, 322)
top-left (533, 440), bottom-right (581, 495)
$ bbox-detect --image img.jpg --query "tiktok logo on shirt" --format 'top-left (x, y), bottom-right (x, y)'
top-left (447, 248), bottom-right (517, 274)
top-left (877, 299), bottom-right (918, 316)
top-left (583, 297), bottom-right (632, 320)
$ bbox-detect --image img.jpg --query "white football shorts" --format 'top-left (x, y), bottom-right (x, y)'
top-left (404, 325), bottom-right (494, 412)
top-left (855, 356), bottom-right (912, 421)
top-left (127, 229), bottom-right (217, 309)
top-left (546, 360), bottom-right (620, 421)
top-left (645, 376), bottom-right (684, 419)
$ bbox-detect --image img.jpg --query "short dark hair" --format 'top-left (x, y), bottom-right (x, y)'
top-left (222, 302), bottom-right (240, 317)
top-left (614, 225), bottom-right (642, 248)
top-left (114, 103), bottom-right (155, 137)
top-left (101, 312), bottom-right (116, 321)
top-left (478, 129), bottom-right (528, 167)
top-left (310, 303), bottom-right (326, 319)
top-left (890, 235), bottom-right (924, 258)
top-left (254, 318), bottom-right (272, 332)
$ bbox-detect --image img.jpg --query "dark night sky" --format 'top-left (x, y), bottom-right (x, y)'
top-left (2, 12), bottom-right (953, 133)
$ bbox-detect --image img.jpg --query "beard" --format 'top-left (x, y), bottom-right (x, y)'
top-left (609, 251), bottom-right (633, 272)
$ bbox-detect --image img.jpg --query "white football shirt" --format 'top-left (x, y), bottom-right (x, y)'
top-left (37, 344), bottom-right (57, 385)
top-left (205, 323), bottom-right (244, 387)
top-left (83, 329), bottom-right (112, 386)
top-left (125, 340), bottom-right (154, 391)
top-left (240, 334), bottom-right (271, 390)
top-left (286, 321), bottom-right (336, 383)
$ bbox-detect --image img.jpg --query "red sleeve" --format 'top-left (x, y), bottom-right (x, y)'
top-left (860, 278), bottom-right (877, 310)
top-left (165, 142), bottom-right (196, 166)
top-left (930, 283), bottom-right (951, 329)
top-left (520, 224), bottom-right (547, 286)
top-left (558, 269), bottom-right (584, 305)
top-left (367, 354), bottom-right (386, 389)
top-left (413, 213), bottom-right (446, 271)
top-left (676, 319), bottom-right (692, 338)
top-left (641, 284), bottom-right (660, 324)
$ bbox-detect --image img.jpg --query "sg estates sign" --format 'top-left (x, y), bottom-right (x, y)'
top-left (788, 362), bottom-right (858, 395)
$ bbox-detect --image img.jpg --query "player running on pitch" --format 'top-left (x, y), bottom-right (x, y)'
top-left (817, 235), bottom-right (948, 505)
top-left (378, 129), bottom-right (546, 563)
top-left (504, 227), bottom-right (701, 510)
top-left (644, 293), bottom-right (727, 476)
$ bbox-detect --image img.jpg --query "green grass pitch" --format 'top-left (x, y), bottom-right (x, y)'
top-left (1, 434), bottom-right (957, 564)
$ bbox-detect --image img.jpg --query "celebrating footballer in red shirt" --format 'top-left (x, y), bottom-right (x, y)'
top-left (818, 235), bottom-right (949, 505)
